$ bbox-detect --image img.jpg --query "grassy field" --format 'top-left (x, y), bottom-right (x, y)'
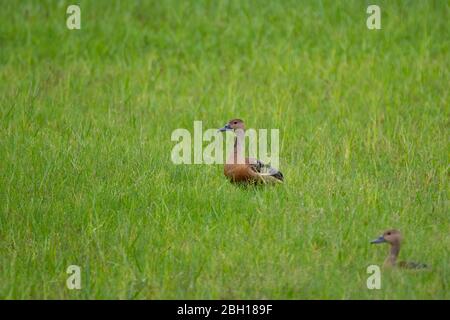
top-left (0, 0), bottom-right (448, 299)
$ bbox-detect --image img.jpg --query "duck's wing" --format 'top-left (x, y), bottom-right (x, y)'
top-left (247, 158), bottom-right (284, 182)
top-left (398, 261), bottom-right (429, 269)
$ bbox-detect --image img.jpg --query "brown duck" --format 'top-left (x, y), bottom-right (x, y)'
top-left (371, 229), bottom-right (428, 269)
top-left (218, 119), bottom-right (284, 184)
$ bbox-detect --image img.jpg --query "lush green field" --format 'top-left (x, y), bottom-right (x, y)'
top-left (0, 0), bottom-right (448, 299)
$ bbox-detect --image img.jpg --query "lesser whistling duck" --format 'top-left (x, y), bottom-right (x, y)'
top-left (371, 229), bottom-right (428, 269)
top-left (218, 119), bottom-right (284, 184)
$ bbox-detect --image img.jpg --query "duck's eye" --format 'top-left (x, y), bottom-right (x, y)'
top-left (233, 121), bottom-right (237, 124)
top-left (387, 232), bottom-right (391, 236)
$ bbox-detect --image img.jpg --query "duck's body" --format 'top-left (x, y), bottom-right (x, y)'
top-left (224, 158), bottom-right (283, 184)
top-left (219, 119), bottom-right (283, 184)
top-left (371, 229), bottom-right (428, 269)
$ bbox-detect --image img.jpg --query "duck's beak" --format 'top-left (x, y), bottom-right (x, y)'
top-left (218, 124), bottom-right (232, 132)
top-left (371, 235), bottom-right (386, 244)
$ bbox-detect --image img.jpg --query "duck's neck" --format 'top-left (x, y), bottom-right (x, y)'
top-left (229, 129), bottom-right (245, 164)
top-left (384, 243), bottom-right (400, 267)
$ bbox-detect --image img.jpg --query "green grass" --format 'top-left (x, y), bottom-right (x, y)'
top-left (0, 0), bottom-right (449, 299)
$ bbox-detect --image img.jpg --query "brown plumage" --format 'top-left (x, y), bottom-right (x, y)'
top-left (371, 229), bottom-right (428, 269)
top-left (218, 119), bottom-right (284, 184)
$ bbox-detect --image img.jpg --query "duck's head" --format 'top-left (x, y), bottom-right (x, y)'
top-left (218, 119), bottom-right (245, 132)
top-left (371, 229), bottom-right (402, 245)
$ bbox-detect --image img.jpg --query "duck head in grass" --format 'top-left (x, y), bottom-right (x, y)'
top-left (218, 118), bottom-right (245, 132)
top-left (371, 229), bottom-right (403, 246)
top-left (371, 229), bottom-right (428, 269)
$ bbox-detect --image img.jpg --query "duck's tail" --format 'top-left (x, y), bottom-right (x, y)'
top-left (398, 261), bottom-right (429, 269)
top-left (251, 160), bottom-right (284, 182)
